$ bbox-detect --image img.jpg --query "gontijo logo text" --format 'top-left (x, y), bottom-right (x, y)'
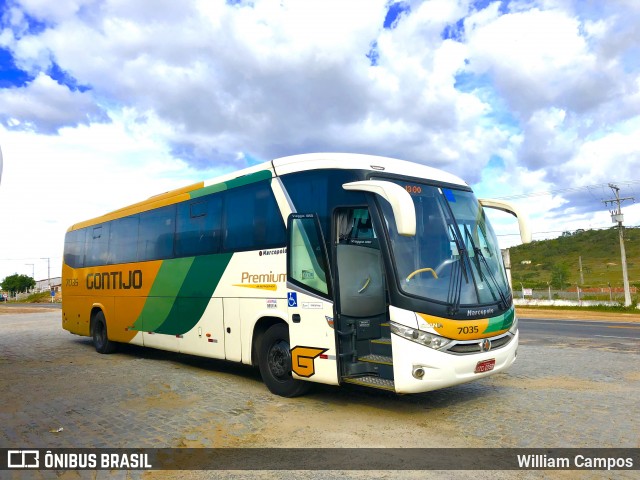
top-left (86, 270), bottom-right (143, 290)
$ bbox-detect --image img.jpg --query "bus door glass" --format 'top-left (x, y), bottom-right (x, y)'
top-left (333, 208), bottom-right (387, 348)
top-left (285, 214), bottom-right (339, 385)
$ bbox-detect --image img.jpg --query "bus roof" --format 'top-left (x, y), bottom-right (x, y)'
top-left (68, 153), bottom-right (467, 231)
top-left (270, 153), bottom-right (467, 187)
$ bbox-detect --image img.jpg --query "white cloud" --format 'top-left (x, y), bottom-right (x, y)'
top-left (5, 0), bottom-right (509, 176)
top-left (0, 113), bottom-right (230, 281)
top-left (0, 73), bottom-right (106, 133)
top-left (465, 7), bottom-right (602, 115)
top-left (0, 0), bottom-right (640, 271)
top-left (561, 123), bottom-right (640, 188)
top-left (14, 0), bottom-right (90, 24)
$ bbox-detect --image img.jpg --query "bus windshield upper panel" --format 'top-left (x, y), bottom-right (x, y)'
top-left (376, 179), bottom-right (510, 309)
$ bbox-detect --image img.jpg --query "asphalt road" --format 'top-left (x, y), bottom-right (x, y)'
top-left (519, 317), bottom-right (640, 341)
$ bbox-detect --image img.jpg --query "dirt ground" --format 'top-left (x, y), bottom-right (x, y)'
top-left (0, 305), bottom-right (60, 315)
top-left (2, 308), bottom-right (638, 479)
top-left (515, 307), bottom-right (640, 322)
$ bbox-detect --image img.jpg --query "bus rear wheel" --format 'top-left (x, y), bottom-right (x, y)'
top-left (92, 310), bottom-right (117, 354)
top-left (258, 323), bottom-right (310, 397)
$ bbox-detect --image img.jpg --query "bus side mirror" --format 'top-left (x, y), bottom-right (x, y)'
top-left (342, 180), bottom-right (416, 236)
top-left (479, 199), bottom-right (532, 244)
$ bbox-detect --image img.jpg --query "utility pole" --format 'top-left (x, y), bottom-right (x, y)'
top-left (602, 184), bottom-right (634, 306)
top-left (578, 255), bottom-right (584, 285)
top-left (41, 257), bottom-right (51, 286)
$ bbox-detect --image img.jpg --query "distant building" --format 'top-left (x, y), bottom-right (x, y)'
top-left (34, 277), bottom-right (62, 293)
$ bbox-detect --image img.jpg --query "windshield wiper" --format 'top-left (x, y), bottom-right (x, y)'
top-left (446, 223), bottom-right (472, 316)
top-left (463, 225), bottom-right (509, 309)
top-left (435, 196), bottom-right (471, 316)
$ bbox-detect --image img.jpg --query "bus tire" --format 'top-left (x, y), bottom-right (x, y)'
top-left (92, 310), bottom-right (117, 354)
top-left (258, 323), bottom-right (310, 397)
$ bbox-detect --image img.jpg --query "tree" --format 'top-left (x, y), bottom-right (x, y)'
top-left (1, 274), bottom-right (36, 294)
top-left (550, 265), bottom-right (569, 289)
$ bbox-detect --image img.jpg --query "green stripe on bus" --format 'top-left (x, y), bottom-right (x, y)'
top-left (189, 170), bottom-right (272, 199)
top-left (225, 169), bottom-right (272, 189)
top-left (189, 183), bottom-right (226, 199)
top-left (154, 253), bottom-right (233, 335)
top-left (133, 257), bottom-right (194, 332)
top-left (483, 307), bottom-right (515, 334)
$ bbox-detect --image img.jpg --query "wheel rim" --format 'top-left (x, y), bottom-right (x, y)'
top-left (267, 339), bottom-right (291, 381)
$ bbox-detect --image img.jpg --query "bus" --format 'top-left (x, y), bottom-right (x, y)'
top-left (62, 153), bottom-right (530, 397)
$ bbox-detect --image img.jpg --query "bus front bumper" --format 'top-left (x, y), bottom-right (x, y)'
top-left (391, 330), bottom-right (519, 394)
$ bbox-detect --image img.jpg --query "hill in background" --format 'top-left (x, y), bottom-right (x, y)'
top-left (509, 227), bottom-right (639, 290)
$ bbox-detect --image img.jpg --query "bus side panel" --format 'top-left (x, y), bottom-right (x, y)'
top-left (238, 299), bottom-right (288, 366)
top-left (212, 250), bottom-right (288, 363)
top-left (222, 298), bottom-right (242, 362)
top-left (62, 294), bottom-right (91, 336)
top-left (287, 291), bottom-right (339, 386)
top-left (179, 298), bottom-right (225, 358)
top-left (62, 261), bottom-right (163, 344)
top-left (62, 263), bottom-right (89, 336)
top-left (142, 297), bottom-right (180, 352)
top-left (113, 296), bottom-right (145, 345)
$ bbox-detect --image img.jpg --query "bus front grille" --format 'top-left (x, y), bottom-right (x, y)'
top-left (445, 333), bottom-right (513, 355)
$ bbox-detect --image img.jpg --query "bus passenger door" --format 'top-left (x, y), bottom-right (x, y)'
top-left (333, 207), bottom-right (394, 389)
top-left (286, 214), bottom-right (339, 386)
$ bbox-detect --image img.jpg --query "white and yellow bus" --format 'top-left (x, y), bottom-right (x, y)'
top-left (62, 153), bottom-right (530, 397)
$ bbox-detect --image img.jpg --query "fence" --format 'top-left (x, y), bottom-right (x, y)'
top-left (513, 286), bottom-right (638, 307)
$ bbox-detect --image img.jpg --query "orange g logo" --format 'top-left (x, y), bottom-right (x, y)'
top-left (290, 346), bottom-right (327, 378)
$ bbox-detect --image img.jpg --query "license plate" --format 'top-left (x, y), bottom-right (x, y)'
top-left (474, 359), bottom-right (495, 373)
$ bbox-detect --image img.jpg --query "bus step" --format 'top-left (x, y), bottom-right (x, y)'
top-left (343, 375), bottom-right (395, 391)
top-left (369, 337), bottom-right (392, 357)
top-left (358, 354), bottom-right (393, 365)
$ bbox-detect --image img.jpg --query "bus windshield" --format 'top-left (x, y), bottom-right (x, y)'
top-left (377, 180), bottom-right (510, 310)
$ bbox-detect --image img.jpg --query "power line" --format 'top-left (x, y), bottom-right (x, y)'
top-left (0, 256), bottom-right (62, 261)
top-left (493, 180), bottom-right (640, 201)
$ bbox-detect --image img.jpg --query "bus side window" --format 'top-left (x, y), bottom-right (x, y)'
top-left (287, 215), bottom-right (331, 298)
top-left (223, 181), bottom-right (286, 252)
top-left (138, 205), bottom-right (176, 261)
top-left (64, 228), bottom-right (86, 268)
top-left (176, 196), bottom-right (222, 257)
top-left (108, 215), bottom-right (139, 264)
top-left (85, 224), bottom-right (110, 267)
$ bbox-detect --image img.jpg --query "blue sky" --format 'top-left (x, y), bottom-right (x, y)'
top-left (1, 0), bottom-right (640, 282)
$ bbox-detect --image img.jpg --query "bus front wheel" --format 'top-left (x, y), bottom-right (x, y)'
top-left (92, 311), bottom-right (117, 354)
top-left (258, 323), bottom-right (310, 397)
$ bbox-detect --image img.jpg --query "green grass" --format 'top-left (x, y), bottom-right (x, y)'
top-left (510, 226), bottom-right (639, 290)
top-left (18, 292), bottom-right (51, 303)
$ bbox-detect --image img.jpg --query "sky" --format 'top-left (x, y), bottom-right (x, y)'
top-left (1, 0), bottom-right (639, 283)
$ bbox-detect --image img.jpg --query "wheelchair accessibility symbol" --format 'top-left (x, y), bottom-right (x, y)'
top-left (287, 292), bottom-right (298, 307)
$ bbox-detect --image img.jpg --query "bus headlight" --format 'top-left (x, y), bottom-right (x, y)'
top-left (509, 315), bottom-right (518, 335)
top-left (390, 322), bottom-right (451, 350)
